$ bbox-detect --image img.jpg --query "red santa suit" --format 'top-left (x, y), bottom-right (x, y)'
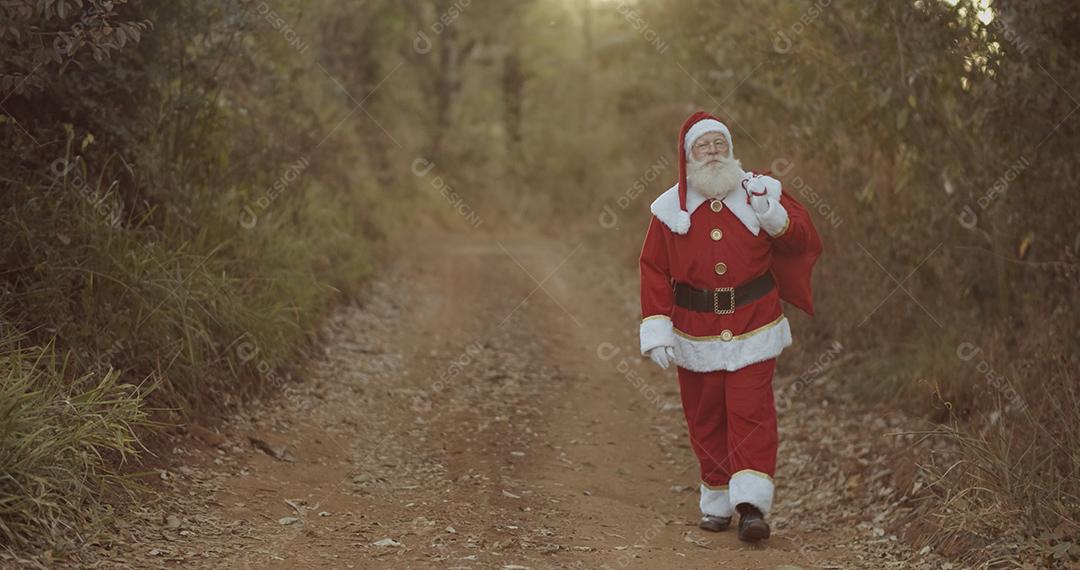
top-left (639, 111), bottom-right (822, 519)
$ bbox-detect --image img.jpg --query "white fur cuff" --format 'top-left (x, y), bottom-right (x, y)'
top-left (673, 317), bottom-right (792, 372)
top-left (640, 315), bottom-right (675, 355)
top-left (757, 199), bottom-right (790, 237)
top-left (729, 470), bottom-right (775, 516)
top-left (700, 483), bottom-right (733, 517)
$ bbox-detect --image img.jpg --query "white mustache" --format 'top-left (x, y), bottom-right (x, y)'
top-left (693, 155), bottom-right (734, 168)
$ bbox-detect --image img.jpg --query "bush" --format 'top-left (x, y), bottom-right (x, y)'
top-left (0, 0), bottom-right (383, 559)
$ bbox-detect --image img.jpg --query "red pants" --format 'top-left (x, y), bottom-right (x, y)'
top-left (677, 358), bottom-right (778, 515)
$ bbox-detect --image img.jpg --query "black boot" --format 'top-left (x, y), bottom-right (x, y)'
top-left (735, 502), bottom-right (770, 542)
top-left (698, 514), bottom-right (732, 532)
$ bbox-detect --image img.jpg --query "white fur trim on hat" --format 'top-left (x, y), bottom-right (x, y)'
top-left (684, 119), bottom-right (733, 159)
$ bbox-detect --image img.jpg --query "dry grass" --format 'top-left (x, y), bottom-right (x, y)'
top-left (0, 331), bottom-right (149, 559)
top-left (906, 358), bottom-right (1080, 564)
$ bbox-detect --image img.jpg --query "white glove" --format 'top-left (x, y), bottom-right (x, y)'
top-left (648, 346), bottom-right (676, 370)
top-left (750, 193), bottom-right (770, 214)
top-left (743, 174), bottom-right (777, 215)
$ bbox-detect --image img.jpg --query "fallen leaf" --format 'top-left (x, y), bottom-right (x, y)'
top-left (683, 532), bottom-right (710, 548)
top-left (249, 436), bottom-right (296, 462)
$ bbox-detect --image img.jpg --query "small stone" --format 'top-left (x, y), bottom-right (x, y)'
top-left (278, 516), bottom-right (300, 525)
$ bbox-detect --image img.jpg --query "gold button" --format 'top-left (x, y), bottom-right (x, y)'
top-left (710, 228), bottom-right (723, 241)
top-left (714, 262), bottom-right (727, 275)
top-left (710, 200), bottom-right (724, 212)
top-left (720, 329), bottom-right (734, 341)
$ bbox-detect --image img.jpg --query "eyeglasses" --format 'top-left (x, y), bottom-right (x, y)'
top-left (693, 139), bottom-right (728, 152)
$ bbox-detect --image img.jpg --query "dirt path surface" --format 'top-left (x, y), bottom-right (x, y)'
top-left (78, 232), bottom-right (948, 569)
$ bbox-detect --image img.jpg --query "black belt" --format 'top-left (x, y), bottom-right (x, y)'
top-left (673, 273), bottom-right (775, 315)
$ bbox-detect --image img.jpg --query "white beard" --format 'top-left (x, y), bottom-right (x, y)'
top-left (687, 155), bottom-right (746, 199)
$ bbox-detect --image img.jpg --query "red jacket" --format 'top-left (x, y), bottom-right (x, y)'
top-left (639, 177), bottom-right (821, 372)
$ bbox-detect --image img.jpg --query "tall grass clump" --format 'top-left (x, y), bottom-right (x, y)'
top-left (910, 359), bottom-right (1080, 563)
top-left (0, 330), bottom-right (148, 557)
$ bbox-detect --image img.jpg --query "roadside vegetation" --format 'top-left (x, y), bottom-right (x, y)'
top-left (2, 0), bottom-right (1076, 566)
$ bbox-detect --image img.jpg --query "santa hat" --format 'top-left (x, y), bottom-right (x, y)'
top-left (676, 111), bottom-right (734, 227)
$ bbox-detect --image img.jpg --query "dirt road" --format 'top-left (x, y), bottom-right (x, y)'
top-left (84, 232), bottom-right (942, 569)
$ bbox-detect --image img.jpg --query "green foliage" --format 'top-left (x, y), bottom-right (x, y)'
top-left (0, 0), bottom-right (151, 95)
top-left (0, 0), bottom-right (383, 559)
top-left (2, 0), bottom-right (1076, 563)
top-left (612, 0), bottom-right (1080, 559)
top-left (483, 0), bottom-right (1078, 560)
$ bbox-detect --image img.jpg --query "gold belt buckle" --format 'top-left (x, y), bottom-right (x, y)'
top-left (713, 287), bottom-right (735, 315)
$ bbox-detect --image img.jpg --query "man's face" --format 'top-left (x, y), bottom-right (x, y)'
top-left (690, 132), bottom-right (729, 163)
top-left (686, 130), bottom-right (742, 199)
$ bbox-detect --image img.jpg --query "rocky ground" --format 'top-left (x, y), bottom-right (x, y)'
top-left (51, 232), bottom-right (964, 569)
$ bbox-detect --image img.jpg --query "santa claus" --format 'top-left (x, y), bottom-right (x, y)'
top-left (639, 111), bottom-right (822, 541)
